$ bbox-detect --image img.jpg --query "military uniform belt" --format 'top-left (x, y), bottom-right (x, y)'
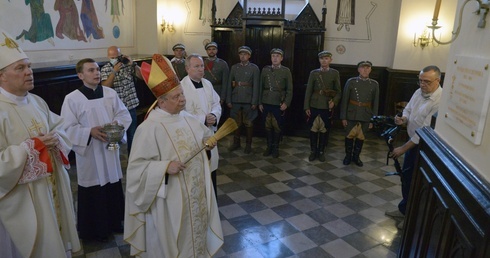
top-left (349, 100), bottom-right (372, 107)
top-left (232, 81), bottom-right (251, 87)
top-left (314, 89), bottom-right (337, 97)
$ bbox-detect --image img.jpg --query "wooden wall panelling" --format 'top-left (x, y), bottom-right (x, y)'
top-left (212, 29), bottom-right (244, 67)
top-left (211, 1), bottom-right (327, 137)
top-left (245, 25), bottom-right (285, 70)
top-left (385, 68), bottom-right (445, 116)
top-left (290, 33), bottom-right (322, 136)
top-left (31, 66), bottom-right (83, 115)
top-left (31, 59), bottom-right (154, 120)
top-left (399, 127), bottom-right (490, 257)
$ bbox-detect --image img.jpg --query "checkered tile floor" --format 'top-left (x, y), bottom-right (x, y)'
top-left (71, 128), bottom-right (403, 258)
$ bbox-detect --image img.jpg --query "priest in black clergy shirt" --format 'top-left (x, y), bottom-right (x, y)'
top-left (180, 54), bottom-right (221, 197)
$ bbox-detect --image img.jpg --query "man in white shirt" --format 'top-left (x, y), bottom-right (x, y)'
top-left (386, 65), bottom-right (443, 227)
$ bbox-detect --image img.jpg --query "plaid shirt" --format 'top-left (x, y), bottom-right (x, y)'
top-left (101, 63), bottom-right (140, 110)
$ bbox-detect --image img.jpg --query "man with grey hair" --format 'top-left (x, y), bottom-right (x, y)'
top-left (0, 28), bottom-right (80, 257)
top-left (386, 65), bottom-right (443, 229)
top-left (181, 54), bottom-right (221, 197)
top-left (124, 54), bottom-right (223, 257)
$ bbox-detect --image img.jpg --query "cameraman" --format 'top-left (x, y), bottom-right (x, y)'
top-left (387, 65), bottom-right (443, 224)
top-left (101, 46), bottom-right (143, 155)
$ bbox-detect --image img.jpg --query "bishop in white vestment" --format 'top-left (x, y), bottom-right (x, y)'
top-left (0, 27), bottom-right (80, 257)
top-left (124, 54), bottom-right (223, 257)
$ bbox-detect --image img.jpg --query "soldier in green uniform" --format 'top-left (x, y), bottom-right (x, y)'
top-left (204, 42), bottom-right (230, 128)
top-left (259, 48), bottom-right (293, 158)
top-left (227, 46), bottom-right (260, 154)
top-left (340, 61), bottom-right (379, 166)
top-left (304, 51), bottom-right (341, 162)
top-left (204, 42), bottom-right (229, 104)
top-left (170, 43), bottom-right (187, 80)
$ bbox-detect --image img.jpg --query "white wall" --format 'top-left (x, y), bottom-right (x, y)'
top-left (392, 0), bottom-right (458, 72)
top-left (0, 0), bottom-right (456, 72)
top-left (321, 0), bottom-right (400, 67)
top-left (135, 0), bottom-right (159, 56)
top-left (435, 0), bottom-right (490, 181)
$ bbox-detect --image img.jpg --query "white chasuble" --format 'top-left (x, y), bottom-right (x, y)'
top-left (0, 93), bottom-right (80, 257)
top-left (159, 114), bottom-right (208, 257)
top-left (124, 109), bottom-right (223, 258)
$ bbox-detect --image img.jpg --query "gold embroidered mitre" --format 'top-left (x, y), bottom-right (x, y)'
top-left (0, 28), bottom-right (28, 70)
top-left (140, 54), bottom-right (181, 98)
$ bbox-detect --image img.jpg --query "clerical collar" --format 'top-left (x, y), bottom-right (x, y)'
top-left (320, 67), bottom-right (330, 72)
top-left (191, 79), bottom-right (203, 89)
top-left (79, 85), bottom-right (103, 100)
top-left (0, 87), bottom-right (28, 105)
top-left (272, 65), bottom-right (281, 69)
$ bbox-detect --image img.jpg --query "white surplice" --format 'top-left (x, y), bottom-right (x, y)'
top-left (0, 91), bottom-right (80, 257)
top-left (180, 76), bottom-right (222, 171)
top-left (124, 108), bottom-right (223, 257)
top-left (60, 86), bottom-right (131, 187)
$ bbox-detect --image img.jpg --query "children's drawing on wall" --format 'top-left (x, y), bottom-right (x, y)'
top-left (327, 1), bottom-right (377, 43)
top-left (106, 0), bottom-right (124, 23)
top-left (82, 0), bottom-right (105, 41)
top-left (16, 0), bottom-right (55, 46)
top-left (336, 0), bottom-right (355, 32)
top-left (54, 0), bottom-right (87, 42)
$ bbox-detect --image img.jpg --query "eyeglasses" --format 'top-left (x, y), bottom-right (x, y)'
top-left (417, 79), bottom-right (437, 86)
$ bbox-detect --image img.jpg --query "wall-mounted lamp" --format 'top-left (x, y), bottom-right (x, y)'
top-left (428, 0), bottom-right (489, 45)
top-left (414, 29), bottom-right (439, 49)
top-left (161, 18), bottom-right (175, 34)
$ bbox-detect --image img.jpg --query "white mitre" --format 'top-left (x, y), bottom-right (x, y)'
top-left (0, 28), bottom-right (28, 70)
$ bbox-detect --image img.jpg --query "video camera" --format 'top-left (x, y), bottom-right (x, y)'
top-left (371, 114), bottom-right (402, 175)
top-left (117, 55), bottom-right (130, 65)
top-left (371, 115), bottom-right (401, 142)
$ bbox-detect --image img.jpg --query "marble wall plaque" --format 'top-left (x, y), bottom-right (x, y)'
top-left (445, 55), bottom-right (490, 145)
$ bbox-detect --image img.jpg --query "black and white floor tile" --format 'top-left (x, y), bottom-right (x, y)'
top-left (71, 128), bottom-right (403, 258)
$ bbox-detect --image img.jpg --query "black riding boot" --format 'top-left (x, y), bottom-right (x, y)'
top-left (263, 130), bottom-right (273, 156)
top-left (244, 126), bottom-right (253, 154)
top-left (228, 128), bottom-right (241, 152)
top-left (343, 138), bottom-right (354, 165)
top-left (317, 132), bottom-right (328, 162)
top-left (352, 139), bottom-right (364, 167)
top-left (308, 131), bottom-right (318, 161)
top-left (272, 132), bottom-right (281, 158)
